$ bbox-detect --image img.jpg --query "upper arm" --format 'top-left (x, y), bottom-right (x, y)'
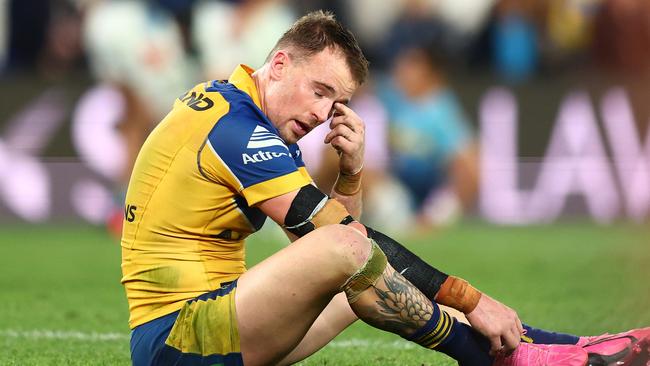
top-left (257, 189), bottom-right (299, 226)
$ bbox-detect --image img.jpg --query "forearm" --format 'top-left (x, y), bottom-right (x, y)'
top-left (330, 190), bottom-right (362, 218)
top-left (337, 220), bottom-right (481, 314)
top-left (364, 226), bottom-right (481, 314)
top-left (364, 227), bottom-right (447, 297)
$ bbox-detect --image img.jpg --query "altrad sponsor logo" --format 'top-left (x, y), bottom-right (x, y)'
top-left (242, 151), bottom-right (289, 164)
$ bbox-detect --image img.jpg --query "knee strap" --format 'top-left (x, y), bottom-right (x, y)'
top-left (340, 239), bottom-right (387, 303)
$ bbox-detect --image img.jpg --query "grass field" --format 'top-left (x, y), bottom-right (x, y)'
top-left (1, 221), bottom-right (649, 365)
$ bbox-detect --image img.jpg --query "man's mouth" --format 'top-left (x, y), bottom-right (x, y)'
top-left (293, 120), bottom-right (311, 135)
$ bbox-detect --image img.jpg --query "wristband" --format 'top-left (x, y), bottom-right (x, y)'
top-left (333, 169), bottom-right (362, 196)
top-left (434, 276), bottom-right (482, 314)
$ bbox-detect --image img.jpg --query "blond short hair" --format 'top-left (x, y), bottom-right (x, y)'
top-left (267, 10), bottom-right (369, 85)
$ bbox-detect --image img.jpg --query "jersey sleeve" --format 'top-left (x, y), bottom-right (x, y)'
top-left (288, 143), bottom-right (313, 183)
top-left (198, 100), bottom-right (311, 206)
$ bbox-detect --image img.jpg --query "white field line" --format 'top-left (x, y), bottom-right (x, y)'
top-left (328, 339), bottom-right (417, 349)
top-left (0, 329), bottom-right (415, 349)
top-left (0, 329), bottom-right (129, 342)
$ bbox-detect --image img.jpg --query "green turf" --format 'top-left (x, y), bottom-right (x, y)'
top-left (1, 222), bottom-right (649, 365)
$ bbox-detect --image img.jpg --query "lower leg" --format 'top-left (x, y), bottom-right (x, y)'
top-left (346, 247), bottom-right (493, 366)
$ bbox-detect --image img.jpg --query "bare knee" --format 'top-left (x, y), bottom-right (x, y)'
top-left (307, 224), bottom-right (372, 274)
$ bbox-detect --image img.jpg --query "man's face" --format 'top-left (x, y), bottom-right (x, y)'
top-left (264, 47), bottom-right (357, 144)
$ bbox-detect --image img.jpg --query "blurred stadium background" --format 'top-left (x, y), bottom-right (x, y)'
top-left (1, 0), bottom-right (649, 365)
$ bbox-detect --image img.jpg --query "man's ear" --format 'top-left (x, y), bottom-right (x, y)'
top-left (268, 50), bottom-right (291, 81)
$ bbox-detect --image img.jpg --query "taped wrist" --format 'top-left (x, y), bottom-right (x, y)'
top-left (434, 276), bottom-right (482, 314)
top-left (334, 169), bottom-right (362, 196)
top-left (365, 226), bottom-right (449, 301)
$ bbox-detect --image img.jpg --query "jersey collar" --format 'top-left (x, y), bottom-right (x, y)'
top-left (228, 64), bottom-right (262, 110)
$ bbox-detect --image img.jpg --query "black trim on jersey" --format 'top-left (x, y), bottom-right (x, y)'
top-left (213, 230), bottom-right (247, 241)
top-left (197, 138), bottom-right (220, 184)
top-left (234, 195), bottom-right (266, 231)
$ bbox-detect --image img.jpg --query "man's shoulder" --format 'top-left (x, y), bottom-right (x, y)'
top-left (173, 79), bottom-right (259, 114)
top-left (173, 81), bottom-right (227, 114)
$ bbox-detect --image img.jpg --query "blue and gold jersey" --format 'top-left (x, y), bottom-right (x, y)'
top-left (121, 65), bottom-right (312, 328)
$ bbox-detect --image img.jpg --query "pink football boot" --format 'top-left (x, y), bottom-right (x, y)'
top-left (494, 343), bottom-right (588, 366)
top-left (578, 327), bottom-right (650, 366)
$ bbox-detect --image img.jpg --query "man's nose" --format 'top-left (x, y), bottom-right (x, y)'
top-left (313, 102), bottom-right (332, 123)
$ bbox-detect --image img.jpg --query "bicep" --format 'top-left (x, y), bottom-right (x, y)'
top-left (257, 189), bottom-right (299, 225)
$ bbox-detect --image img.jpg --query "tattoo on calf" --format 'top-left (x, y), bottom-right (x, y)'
top-left (371, 268), bottom-right (435, 336)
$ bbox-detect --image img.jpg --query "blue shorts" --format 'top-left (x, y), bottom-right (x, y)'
top-left (130, 281), bottom-right (243, 366)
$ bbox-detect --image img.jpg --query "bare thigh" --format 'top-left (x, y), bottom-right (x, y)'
top-left (278, 292), bottom-right (358, 365)
top-left (235, 225), bottom-right (370, 365)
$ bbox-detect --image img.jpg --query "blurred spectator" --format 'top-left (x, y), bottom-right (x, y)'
top-left (340, 0), bottom-right (404, 66)
top-left (593, 0), bottom-right (650, 137)
top-left (594, 0), bottom-right (650, 77)
top-left (153, 0), bottom-right (199, 55)
top-left (41, 1), bottom-right (85, 78)
top-left (6, 0), bottom-right (50, 73)
top-left (192, 0), bottom-right (296, 79)
top-left (543, 0), bottom-right (600, 68)
top-left (82, 0), bottom-right (198, 173)
top-left (82, 0), bottom-right (197, 233)
top-left (375, 0), bottom-right (448, 70)
top-left (433, 0), bottom-right (497, 65)
top-left (377, 45), bottom-right (479, 229)
top-left (491, 0), bottom-right (542, 82)
top-left (350, 0), bottom-right (495, 70)
top-left (83, 1), bottom-right (196, 120)
top-left (5, 0), bottom-right (85, 78)
top-left (434, 0), bottom-right (496, 37)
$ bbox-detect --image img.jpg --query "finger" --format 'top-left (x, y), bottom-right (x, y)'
top-left (330, 105), bottom-right (364, 132)
top-left (516, 318), bottom-right (524, 337)
top-left (329, 115), bottom-right (363, 135)
top-left (330, 136), bottom-right (356, 154)
top-left (324, 127), bottom-right (344, 144)
top-left (488, 336), bottom-right (503, 357)
top-left (329, 115), bottom-right (354, 132)
top-left (324, 124), bottom-right (357, 144)
top-left (324, 129), bottom-right (343, 144)
top-left (333, 102), bottom-right (353, 116)
top-left (331, 123), bottom-right (355, 137)
top-left (502, 328), bottom-right (520, 355)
